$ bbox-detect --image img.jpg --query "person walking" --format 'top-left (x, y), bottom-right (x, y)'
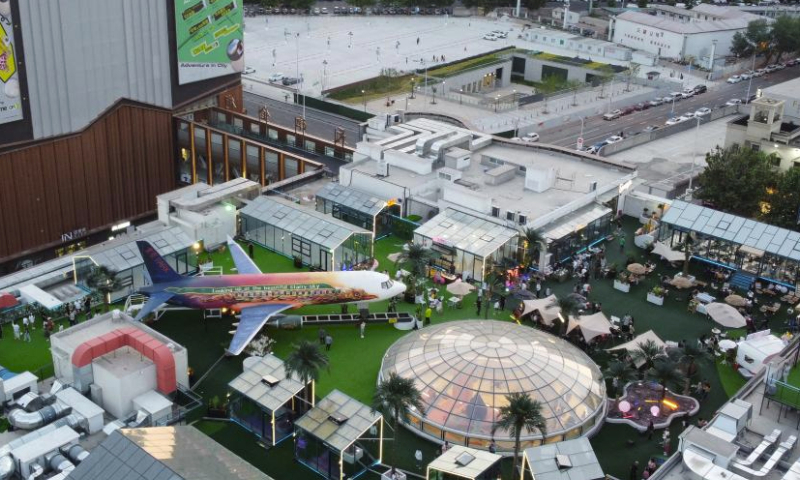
top-left (325, 334), bottom-right (333, 351)
top-left (248, 242), bottom-right (255, 259)
top-left (69, 309), bottom-right (77, 327)
top-left (416, 37), bottom-right (420, 45)
top-left (318, 328), bottom-right (326, 345)
top-left (535, 281), bottom-right (542, 298)
top-left (476, 297), bottom-right (482, 316)
top-left (629, 461), bottom-right (639, 480)
top-left (12, 321), bottom-right (20, 340)
top-left (23, 321), bottom-right (31, 343)
top-left (414, 449), bottom-right (423, 470)
top-left (425, 306), bottom-right (432, 325)
top-left (619, 234), bottom-right (626, 252)
top-left (360, 321), bottom-right (366, 339)
top-left (646, 419), bottom-right (654, 440)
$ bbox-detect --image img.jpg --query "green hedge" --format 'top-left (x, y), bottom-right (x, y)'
top-left (296, 94), bottom-right (374, 122)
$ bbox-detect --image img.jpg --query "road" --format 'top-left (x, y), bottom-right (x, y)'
top-left (242, 91), bottom-right (361, 147)
top-left (537, 67), bottom-right (800, 150)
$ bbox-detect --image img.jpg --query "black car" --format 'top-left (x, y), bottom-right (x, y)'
top-left (742, 93), bottom-right (758, 103)
top-left (282, 77), bottom-right (301, 86)
top-left (693, 85), bottom-right (707, 94)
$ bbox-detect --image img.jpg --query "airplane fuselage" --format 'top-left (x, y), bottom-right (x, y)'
top-left (139, 270), bottom-right (405, 312)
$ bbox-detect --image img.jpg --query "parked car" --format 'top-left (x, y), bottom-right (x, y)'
top-left (522, 132), bottom-right (540, 142)
top-left (268, 72), bottom-right (284, 82)
top-left (742, 93), bottom-right (758, 104)
top-left (682, 87), bottom-right (695, 98)
top-left (313, 7), bottom-right (320, 14)
top-left (642, 125), bottom-right (660, 133)
top-left (665, 116), bottom-right (688, 126)
top-left (621, 106), bottom-right (636, 115)
top-left (666, 92), bottom-right (683, 102)
top-left (243, 66), bottom-right (256, 75)
top-left (605, 135), bottom-right (623, 144)
top-left (765, 64), bottom-right (779, 73)
top-left (740, 71), bottom-right (753, 80)
top-left (650, 97), bottom-right (664, 107)
top-left (754, 68), bottom-right (766, 76)
top-left (586, 142), bottom-right (608, 154)
top-left (693, 85), bottom-right (708, 94)
top-left (695, 107), bottom-right (712, 116)
top-left (602, 109), bottom-right (622, 120)
top-left (726, 98), bottom-right (742, 106)
top-left (483, 33), bottom-right (498, 41)
top-left (282, 76), bottom-right (301, 86)
top-left (727, 75), bottom-right (742, 83)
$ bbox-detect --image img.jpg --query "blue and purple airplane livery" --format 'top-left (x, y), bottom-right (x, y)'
top-left (135, 238), bottom-right (405, 355)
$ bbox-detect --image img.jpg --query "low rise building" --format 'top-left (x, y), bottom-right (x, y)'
top-left (724, 96), bottom-right (800, 171)
top-left (611, 4), bottom-right (763, 63)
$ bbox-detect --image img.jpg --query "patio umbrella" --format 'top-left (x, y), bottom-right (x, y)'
top-left (670, 276), bottom-right (694, 289)
top-left (0, 292), bottom-right (18, 309)
top-left (718, 339), bottom-right (738, 352)
top-left (705, 303), bottom-right (747, 328)
top-left (446, 280), bottom-right (475, 297)
top-left (725, 294), bottom-right (747, 307)
top-left (627, 263), bottom-right (647, 275)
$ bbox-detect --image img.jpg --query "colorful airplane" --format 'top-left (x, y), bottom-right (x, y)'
top-left (134, 237), bottom-right (406, 355)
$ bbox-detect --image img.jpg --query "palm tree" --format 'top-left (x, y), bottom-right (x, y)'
top-left (677, 233), bottom-right (695, 275)
top-left (631, 339), bottom-right (664, 372)
top-left (492, 392), bottom-right (547, 475)
top-left (394, 243), bottom-right (438, 277)
top-left (671, 343), bottom-right (712, 394)
top-left (604, 360), bottom-right (637, 403)
top-left (85, 265), bottom-right (123, 309)
top-left (647, 357), bottom-right (686, 400)
top-left (549, 295), bottom-right (580, 336)
top-left (284, 340), bottom-right (329, 411)
top-left (519, 227), bottom-right (545, 269)
top-left (372, 373), bottom-right (425, 474)
top-left (483, 266), bottom-right (506, 319)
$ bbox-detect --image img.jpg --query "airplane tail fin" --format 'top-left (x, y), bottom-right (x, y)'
top-left (136, 241), bottom-right (183, 284)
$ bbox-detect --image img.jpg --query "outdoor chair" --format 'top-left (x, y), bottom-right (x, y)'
top-left (736, 429), bottom-right (781, 467)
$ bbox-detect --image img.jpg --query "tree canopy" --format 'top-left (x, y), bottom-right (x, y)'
top-left (730, 17), bottom-right (800, 62)
top-left (696, 146), bottom-right (777, 218)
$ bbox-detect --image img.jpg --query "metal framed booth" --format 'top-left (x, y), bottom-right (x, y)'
top-left (426, 445), bottom-right (502, 480)
top-left (228, 354), bottom-right (312, 447)
top-left (315, 183), bottom-right (401, 240)
top-left (240, 197), bottom-right (374, 271)
top-left (293, 390), bottom-right (383, 480)
top-left (660, 200), bottom-right (800, 290)
top-left (520, 437), bottom-right (605, 480)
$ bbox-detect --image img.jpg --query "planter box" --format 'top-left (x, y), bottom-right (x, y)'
top-left (614, 280), bottom-right (631, 293)
top-left (199, 262), bottom-right (214, 271)
top-left (647, 293), bottom-right (665, 306)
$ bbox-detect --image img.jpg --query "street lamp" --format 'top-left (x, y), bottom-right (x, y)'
top-left (671, 95), bottom-right (677, 115)
top-left (431, 86), bottom-right (437, 105)
top-left (745, 52), bottom-right (756, 104)
top-left (459, 88), bottom-right (463, 105)
top-left (494, 95), bottom-right (500, 112)
top-left (322, 59), bottom-right (328, 92)
top-left (362, 89), bottom-right (366, 112)
top-left (688, 116), bottom-right (702, 192)
top-left (577, 116), bottom-right (585, 149)
top-left (410, 77), bottom-right (416, 99)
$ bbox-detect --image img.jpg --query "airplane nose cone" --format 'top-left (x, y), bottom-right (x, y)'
top-left (394, 281), bottom-right (407, 296)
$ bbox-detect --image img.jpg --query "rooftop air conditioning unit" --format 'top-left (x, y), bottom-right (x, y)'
top-left (455, 452), bottom-right (476, 467)
top-left (260, 375), bottom-right (280, 388)
top-left (376, 157), bottom-right (389, 177)
top-left (555, 455), bottom-right (573, 469)
top-left (328, 413), bottom-right (349, 425)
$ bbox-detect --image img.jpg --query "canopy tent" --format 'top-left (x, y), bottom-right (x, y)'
top-left (705, 303), bottom-right (747, 328)
top-left (447, 280), bottom-right (475, 297)
top-left (567, 312), bottom-right (613, 342)
top-left (652, 241), bottom-right (684, 263)
top-left (520, 295), bottom-right (561, 325)
top-left (607, 330), bottom-right (667, 368)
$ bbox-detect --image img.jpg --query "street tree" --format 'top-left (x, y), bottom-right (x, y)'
top-left (765, 165), bottom-right (800, 229)
top-left (696, 146), bottom-right (778, 218)
top-left (731, 31), bottom-right (753, 58)
top-left (771, 16), bottom-right (800, 62)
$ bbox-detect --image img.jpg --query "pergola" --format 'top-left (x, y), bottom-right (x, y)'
top-left (426, 445), bottom-right (502, 480)
top-left (228, 354), bottom-right (311, 447)
top-left (294, 389), bottom-right (383, 480)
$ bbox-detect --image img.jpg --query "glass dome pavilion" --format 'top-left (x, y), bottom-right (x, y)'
top-left (379, 320), bottom-right (607, 451)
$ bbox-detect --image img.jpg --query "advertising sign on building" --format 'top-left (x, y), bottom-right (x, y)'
top-left (175, 0), bottom-right (244, 85)
top-left (0, 1), bottom-right (23, 125)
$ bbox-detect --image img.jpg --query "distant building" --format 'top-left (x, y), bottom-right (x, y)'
top-left (611, 4), bottom-right (763, 63)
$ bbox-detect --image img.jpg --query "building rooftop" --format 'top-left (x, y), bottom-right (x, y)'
top-left (523, 437), bottom-right (605, 480)
top-left (661, 200), bottom-right (800, 262)
top-left (240, 196), bottom-right (372, 250)
top-left (316, 182), bottom-right (388, 217)
top-left (616, 10), bottom-right (755, 33)
top-left (414, 208), bottom-right (518, 258)
top-left (427, 445), bottom-right (502, 479)
top-left (294, 389), bottom-right (382, 453)
top-left (68, 427), bottom-right (273, 480)
top-left (762, 77), bottom-right (800, 101)
top-left (228, 354), bottom-right (308, 413)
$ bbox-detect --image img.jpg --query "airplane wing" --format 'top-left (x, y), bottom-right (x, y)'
top-left (227, 304), bottom-right (293, 355)
top-left (133, 292), bottom-right (175, 322)
top-left (227, 236), bottom-right (262, 275)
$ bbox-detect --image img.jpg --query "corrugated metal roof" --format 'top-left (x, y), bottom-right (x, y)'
top-left (240, 197), bottom-right (371, 250)
top-left (661, 201), bottom-right (800, 261)
top-left (523, 438), bottom-right (605, 480)
top-left (540, 203), bottom-right (612, 242)
top-left (67, 430), bottom-right (183, 480)
top-left (294, 389), bottom-right (382, 453)
top-left (316, 183), bottom-right (387, 217)
top-left (616, 10), bottom-right (752, 33)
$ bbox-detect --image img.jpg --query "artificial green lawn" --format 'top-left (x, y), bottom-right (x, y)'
top-left (2, 219), bottom-right (797, 479)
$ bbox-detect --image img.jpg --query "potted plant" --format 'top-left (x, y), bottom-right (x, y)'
top-left (198, 252), bottom-right (213, 271)
top-left (614, 271), bottom-right (631, 293)
top-left (647, 286), bottom-right (665, 306)
top-left (293, 255), bottom-right (303, 268)
top-left (207, 395), bottom-right (228, 418)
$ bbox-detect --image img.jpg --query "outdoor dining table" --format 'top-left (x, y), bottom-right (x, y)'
top-left (696, 292), bottom-right (716, 304)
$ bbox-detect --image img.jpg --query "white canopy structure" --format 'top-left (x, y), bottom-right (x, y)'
top-left (520, 294), bottom-right (561, 325)
top-left (652, 241), bottom-right (684, 263)
top-left (568, 312), bottom-right (613, 342)
top-left (608, 330), bottom-right (667, 367)
top-left (705, 303), bottom-right (747, 328)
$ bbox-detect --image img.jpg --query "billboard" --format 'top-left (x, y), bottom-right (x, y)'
top-left (0, 0), bottom-right (23, 124)
top-left (175, 0), bottom-right (244, 85)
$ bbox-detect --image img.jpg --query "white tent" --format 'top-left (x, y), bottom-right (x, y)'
top-left (567, 312), bottom-right (613, 342)
top-left (652, 241), bottom-right (684, 263)
top-left (736, 332), bottom-right (784, 378)
top-left (607, 330), bottom-right (667, 367)
top-left (705, 303), bottom-right (747, 328)
top-left (520, 295), bottom-right (561, 326)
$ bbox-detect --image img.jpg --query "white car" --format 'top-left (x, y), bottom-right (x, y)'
top-left (605, 135), bottom-right (623, 144)
top-left (695, 107), bottom-right (712, 116)
top-left (683, 112), bottom-right (695, 118)
top-left (522, 132), bottom-right (540, 142)
top-left (483, 33), bottom-right (498, 40)
top-left (726, 98), bottom-right (742, 106)
top-left (665, 116), bottom-right (688, 126)
top-left (666, 92), bottom-right (683, 102)
top-left (268, 72), bottom-right (285, 82)
top-left (727, 75), bottom-right (742, 83)
top-left (492, 30), bottom-right (508, 38)
top-left (243, 66), bottom-right (256, 75)
top-left (740, 71), bottom-right (754, 80)
top-left (754, 69), bottom-right (766, 77)
top-left (682, 87), bottom-right (695, 98)
top-left (650, 97), bottom-right (664, 106)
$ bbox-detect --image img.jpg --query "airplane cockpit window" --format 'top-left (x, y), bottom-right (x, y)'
top-left (381, 280), bottom-right (394, 290)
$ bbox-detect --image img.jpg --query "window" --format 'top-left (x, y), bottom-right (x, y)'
top-left (250, 123), bottom-right (261, 135)
top-left (750, 143), bottom-right (761, 152)
top-left (304, 140), bottom-right (316, 151)
top-left (491, 207), bottom-right (500, 218)
top-left (286, 134), bottom-right (296, 146)
top-left (268, 129), bottom-right (279, 140)
top-left (518, 214), bottom-right (527, 225)
top-left (506, 211), bottom-right (515, 221)
top-left (325, 146), bottom-right (335, 157)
